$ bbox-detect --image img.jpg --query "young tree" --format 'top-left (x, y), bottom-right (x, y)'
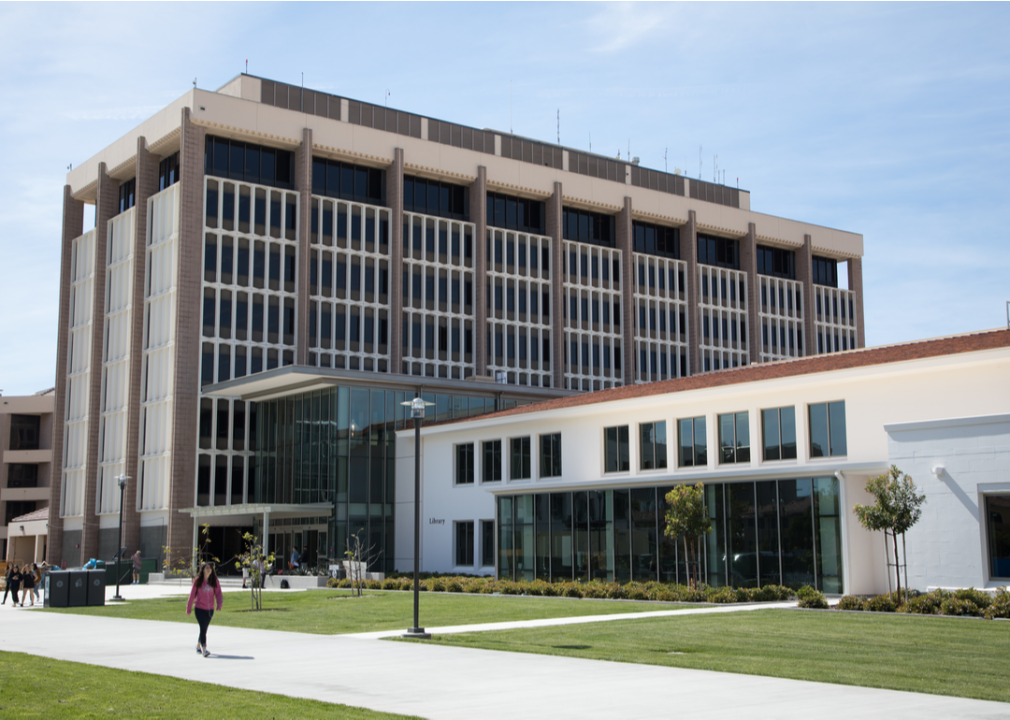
top-left (345, 529), bottom-right (379, 597)
top-left (663, 483), bottom-right (712, 589)
top-left (854, 465), bottom-right (926, 600)
top-left (235, 532), bottom-right (275, 611)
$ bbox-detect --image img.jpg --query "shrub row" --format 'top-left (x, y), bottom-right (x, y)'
top-left (326, 575), bottom-right (795, 603)
top-left (835, 587), bottom-right (1010, 620)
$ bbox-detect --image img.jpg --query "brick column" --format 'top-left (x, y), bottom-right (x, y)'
top-left (122, 137), bottom-right (158, 556)
top-left (546, 182), bottom-right (564, 389)
top-left (683, 210), bottom-right (700, 375)
top-left (796, 234), bottom-right (815, 357)
top-left (740, 222), bottom-right (759, 364)
top-left (168, 107), bottom-right (205, 561)
top-left (295, 127), bottom-right (313, 366)
top-left (48, 186), bottom-right (85, 566)
top-left (617, 197), bottom-right (635, 384)
top-left (388, 148), bottom-right (404, 375)
top-left (80, 163), bottom-right (117, 561)
top-left (472, 166), bottom-right (488, 377)
top-left (849, 257), bottom-right (865, 348)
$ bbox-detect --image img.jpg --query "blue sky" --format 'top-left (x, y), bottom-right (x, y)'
top-left (1, 2), bottom-right (1007, 395)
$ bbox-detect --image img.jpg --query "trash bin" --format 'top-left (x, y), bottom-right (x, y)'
top-left (68, 570), bottom-right (89, 607)
top-left (87, 570), bottom-right (105, 606)
top-left (46, 571), bottom-right (70, 608)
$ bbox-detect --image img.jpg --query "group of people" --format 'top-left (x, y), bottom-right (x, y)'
top-left (2, 562), bottom-right (43, 607)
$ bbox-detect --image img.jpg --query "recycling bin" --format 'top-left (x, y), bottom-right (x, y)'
top-left (87, 570), bottom-right (106, 606)
top-left (45, 571), bottom-right (70, 608)
top-left (68, 570), bottom-right (89, 607)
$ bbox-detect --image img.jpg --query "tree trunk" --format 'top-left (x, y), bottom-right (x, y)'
top-left (891, 529), bottom-right (901, 599)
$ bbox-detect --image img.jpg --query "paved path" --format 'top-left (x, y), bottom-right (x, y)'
top-left (1, 589), bottom-right (1007, 719)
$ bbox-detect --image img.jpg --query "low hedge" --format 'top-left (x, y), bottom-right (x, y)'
top-left (834, 587), bottom-right (1010, 620)
top-left (325, 575), bottom-right (795, 604)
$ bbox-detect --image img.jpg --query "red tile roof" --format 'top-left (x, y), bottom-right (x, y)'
top-left (446, 328), bottom-right (1010, 424)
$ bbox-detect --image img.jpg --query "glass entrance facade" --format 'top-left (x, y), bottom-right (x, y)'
top-left (255, 385), bottom-right (527, 571)
top-left (497, 476), bottom-right (843, 592)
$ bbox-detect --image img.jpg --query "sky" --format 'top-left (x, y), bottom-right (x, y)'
top-left (0, 2), bottom-right (1007, 396)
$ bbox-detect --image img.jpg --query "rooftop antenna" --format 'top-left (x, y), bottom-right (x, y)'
top-left (385, 89), bottom-right (390, 107)
top-left (713, 154), bottom-right (718, 183)
top-left (245, 59), bottom-right (248, 74)
top-left (589, 132), bottom-right (592, 153)
top-left (664, 147), bottom-right (668, 173)
top-left (193, 78), bottom-right (197, 89)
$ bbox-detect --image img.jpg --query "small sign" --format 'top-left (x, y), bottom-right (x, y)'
top-left (429, 518), bottom-right (445, 525)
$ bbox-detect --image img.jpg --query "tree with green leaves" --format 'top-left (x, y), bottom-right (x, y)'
top-left (664, 483), bottom-right (712, 589)
top-left (854, 465), bottom-right (926, 600)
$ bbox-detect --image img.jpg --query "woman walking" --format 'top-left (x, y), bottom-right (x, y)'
top-left (131, 551), bottom-right (143, 585)
top-left (186, 563), bottom-right (223, 657)
top-left (21, 564), bottom-right (36, 607)
top-left (8, 564), bottom-right (22, 607)
top-left (2, 563), bottom-right (13, 605)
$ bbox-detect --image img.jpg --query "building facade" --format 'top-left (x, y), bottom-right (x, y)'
top-left (51, 74), bottom-right (864, 572)
top-left (417, 331), bottom-right (1010, 595)
top-left (1, 390), bottom-right (55, 563)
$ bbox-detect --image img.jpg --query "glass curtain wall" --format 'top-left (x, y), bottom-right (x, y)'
top-left (497, 477), bottom-right (843, 591)
top-left (256, 385), bottom-right (506, 572)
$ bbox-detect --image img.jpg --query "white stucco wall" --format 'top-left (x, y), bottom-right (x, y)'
top-left (885, 414), bottom-right (1010, 591)
top-left (403, 342), bottom-right (1010, 592)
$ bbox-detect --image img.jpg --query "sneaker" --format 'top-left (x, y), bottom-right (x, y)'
top-left (202, 648), bottom-right (211, 657)
top-left (196, 644), bottom-right (203, 654)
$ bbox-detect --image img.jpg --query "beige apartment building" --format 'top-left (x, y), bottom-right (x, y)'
top-left (50, 74), bottom-right (864, 572)
top-left (1, 389), bottom-right (55, 563)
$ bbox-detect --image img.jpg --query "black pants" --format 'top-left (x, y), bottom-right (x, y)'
top-left (194, 607), bottom-right (214, 647)
top-left (7, 585), bottom-right (20, 604)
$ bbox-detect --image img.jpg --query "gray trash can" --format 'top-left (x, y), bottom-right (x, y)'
top-left (46, 571), bottom-right (70, 608)
top-left (68, 570), bottom-right (89, 607)
top-left (87, 570), bottom-right (106, 606)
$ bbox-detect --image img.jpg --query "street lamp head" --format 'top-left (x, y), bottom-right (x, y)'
top-left (117, 474), bottom-right (131, 489)
top-left (401, 397), bottom-right (433, 420)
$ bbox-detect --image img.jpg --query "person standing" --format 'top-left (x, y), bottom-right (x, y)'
top-left (131, 551), bottom-right (143, 585)
top-left (30, 564), bottom-right (42, 604)
top-left (2, 564), bottom-right (13, 605)
top-left (186, 563), bottom-right (223, 657)
top-left (289, 546), bottom-right (299, 571)
top-left (8, 564), bottom-right (22, 607)
top-left (21, 564), bottom-right (36, 607)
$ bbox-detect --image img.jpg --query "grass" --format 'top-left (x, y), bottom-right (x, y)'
top-left (44, 588), bottom-right (699, 634)
top-left (0, 650), bottom-right (418, 719)
top-left (412, 608), bottom-right (1010, 703)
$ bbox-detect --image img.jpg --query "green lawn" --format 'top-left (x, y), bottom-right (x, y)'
top-left (411, 608), bottom-right (1010, 703)
top-left (0, 650), bottom-right (417, 719)
top-left (44, 588), bottom-right (697, 634)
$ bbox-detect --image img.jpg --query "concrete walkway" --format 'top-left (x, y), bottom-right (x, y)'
top-left (1, 590), bottom-right (1007, 719)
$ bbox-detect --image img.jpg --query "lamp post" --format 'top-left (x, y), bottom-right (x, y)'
top-left (112, 474), bottom-right (130, 602)
top-left (402, 395), bottom-right (432, 639)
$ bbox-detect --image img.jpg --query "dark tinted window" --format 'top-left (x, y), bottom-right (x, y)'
top-left (562, 208), bottom-right (614, 247)
top-left (757, 245), bottom-right (795, 279)
top-left (812, 256), bottom-right (838, 287)
top-left (205, 136), bottom-right (294, 190)
top-left (633, 221), bottom-right (679, 259)
top-left (117, 178), bottom-right (136, 215)
top-left (486, 191), bottom-right (545, 234)
top-left (311, 157), bottom-right (385, 205)
top-left (158, 152), bottom-right (180, 191)
top-left (404, 175), bottom-right (469, 221)
top-left (698, 234), bottom-right (739, 269)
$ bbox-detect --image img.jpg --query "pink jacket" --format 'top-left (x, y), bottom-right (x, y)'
top-left (187, 579), bottom-right (223, 613)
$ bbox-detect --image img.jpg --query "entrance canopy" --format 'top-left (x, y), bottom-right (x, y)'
top-left (180, 503), bottom-right (334, 557)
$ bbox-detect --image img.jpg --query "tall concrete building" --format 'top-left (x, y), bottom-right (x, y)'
top-left (51, 74), bottom-right (864, 572)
